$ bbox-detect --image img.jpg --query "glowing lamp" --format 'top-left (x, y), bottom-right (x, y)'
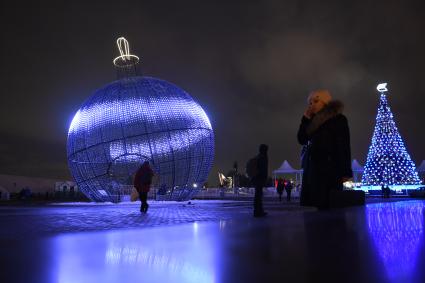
top-left (377, 83), bottom-right (388, 93)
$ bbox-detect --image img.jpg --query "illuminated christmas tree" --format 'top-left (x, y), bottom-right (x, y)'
top-left (361, 83), bottom-right (421, 186)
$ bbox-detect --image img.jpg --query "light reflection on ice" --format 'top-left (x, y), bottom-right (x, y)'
top-left (366, 201), bottom-right (424, 282)
top-left (53, 223), bottom-right (217, 283)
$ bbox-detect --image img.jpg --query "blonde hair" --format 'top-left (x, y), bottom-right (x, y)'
top-left (308, 89), bottom-right (332, 104)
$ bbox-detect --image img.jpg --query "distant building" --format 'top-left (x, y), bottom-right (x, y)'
top-left (55, 181), bottom-right (79, 192)
top-left (0, 174), bottom-right (76, 194)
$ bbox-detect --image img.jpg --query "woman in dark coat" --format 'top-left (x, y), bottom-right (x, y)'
top-left (297, 90), bottom-right (352, 209)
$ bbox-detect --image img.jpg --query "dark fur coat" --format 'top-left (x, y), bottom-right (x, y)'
top-left (297, 100), bottom-right (353, 208)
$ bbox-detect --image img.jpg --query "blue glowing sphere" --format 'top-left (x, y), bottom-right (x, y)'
top-left (67, 76), bottom-right (214, 202)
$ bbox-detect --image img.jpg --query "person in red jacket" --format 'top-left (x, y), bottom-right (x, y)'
top-left (134, 161), bottom-right (154, 213)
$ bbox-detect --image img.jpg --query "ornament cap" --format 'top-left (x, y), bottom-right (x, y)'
top-left (113, 37), bottom-right (140, 67)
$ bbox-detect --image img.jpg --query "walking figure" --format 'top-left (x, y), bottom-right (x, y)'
top-left (276, 178), bottom-right (285, 202)
top-left (286, 180), bottom-right (293, 202)
top-left (134, 161), bottom-right (155, 213)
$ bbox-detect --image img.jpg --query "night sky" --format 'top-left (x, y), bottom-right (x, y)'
top-left (1, 1), bottom-right (425, 184)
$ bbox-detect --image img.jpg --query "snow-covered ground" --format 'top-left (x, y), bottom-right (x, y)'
top-left (49, 199), bottom-right (239, 206)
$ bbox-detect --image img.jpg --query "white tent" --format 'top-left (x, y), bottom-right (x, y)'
top-left (0, 186), bottom-right (9, 200)
top-left (352, 159), bottom-right (364, 173)
top-left (417, 161), bottom-right (425, 184)
top-left (351, 159), bottom-right (364, 183)
top-left (273, 160), bottom-right (303, 184)
top-left (272, 159), bottom-right (368, 185)
top-left (417, 160), bottom-right (425, 172)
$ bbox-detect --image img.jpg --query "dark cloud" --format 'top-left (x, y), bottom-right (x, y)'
top-left (0, 133), bottom-right (70, 179)
top-left (1, 0), bottom-right (425, 184)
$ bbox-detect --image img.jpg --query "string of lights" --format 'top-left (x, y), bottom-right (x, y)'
top-left (361, 83), bottom-right (420, 186)
top-left (67, 38), bottom-right (215, 202)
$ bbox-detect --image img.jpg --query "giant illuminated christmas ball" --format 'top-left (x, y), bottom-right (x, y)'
top-left (67, 38), bottom-right (214, 202)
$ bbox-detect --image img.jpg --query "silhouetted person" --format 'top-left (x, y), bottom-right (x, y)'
top-left (381, 185), bottom-right (391, 198)
top-left (385, 186), bottom-right (391, 198)
top-left (233, 161), bottom-right (239, 188)
top-left (276, 177), bottom-right (285, 202)
top-left (252, 144), bottom-right (269, 217)
top-left (286, 181), bottom-right (293, 202)
top-left (134, 161), bottom-right (154, 213)
top-left (69, 187), bottom-right (75, 199)
top-left (297, 90), bottom-right (353, 209)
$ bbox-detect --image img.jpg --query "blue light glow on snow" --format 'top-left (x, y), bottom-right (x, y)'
top-left (367, 201), bottom-right (424, 281)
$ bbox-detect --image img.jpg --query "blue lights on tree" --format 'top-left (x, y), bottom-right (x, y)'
top-left (361, 83), bottom-right (420, 186)
top-left (67, 38), bottom-right (214, 202)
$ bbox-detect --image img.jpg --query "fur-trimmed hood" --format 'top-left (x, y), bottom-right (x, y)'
top-left (306, 100), bottom-right (345, 135)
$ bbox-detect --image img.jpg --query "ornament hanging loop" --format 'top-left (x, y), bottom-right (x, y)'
top-left (113, 36), bottom-right (140, 68)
